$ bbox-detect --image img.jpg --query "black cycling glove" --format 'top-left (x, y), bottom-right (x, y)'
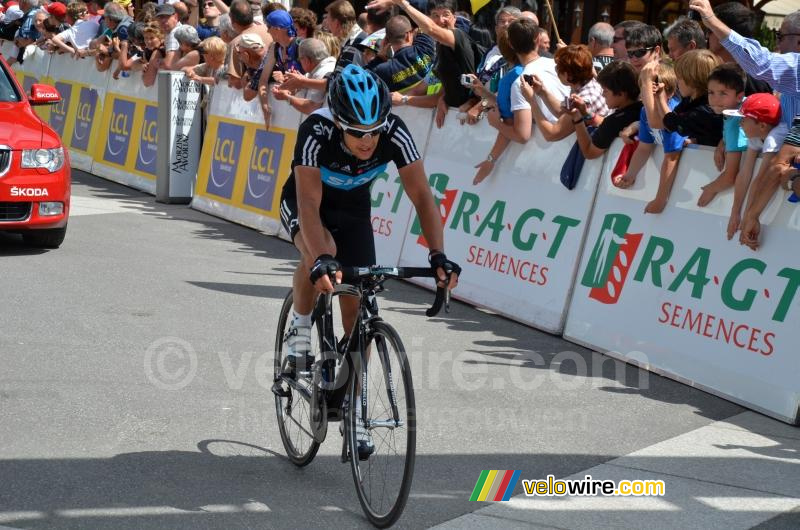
top-left (428, 251), bottom-right (461, 281)
top-left (309, 254), bottom-right (341, 285)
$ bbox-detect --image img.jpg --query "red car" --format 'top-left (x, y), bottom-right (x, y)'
top-left (0, 54), bottom-right (69, 248)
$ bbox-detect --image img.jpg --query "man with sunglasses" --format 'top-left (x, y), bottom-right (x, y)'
top-left (197, 0), bottom-right (224, 40)
top-left (623, 24), bottom-right (662, 73)
top-left (278, 64), bottom-right (460, 381)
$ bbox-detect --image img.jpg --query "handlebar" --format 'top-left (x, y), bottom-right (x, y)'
top-left (339, 266), bottom-right (452, 317)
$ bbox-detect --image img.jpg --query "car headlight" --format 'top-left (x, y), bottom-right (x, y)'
top-left (21, 148), bottom-right (65, 173)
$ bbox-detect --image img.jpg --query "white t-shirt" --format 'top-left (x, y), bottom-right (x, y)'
top-left (748, 122), bottom-right (788, 153)
top-left (57, 19), bottom-right (100, 50)
top-left (302, 55), bottom-right (336, 104)
top-left (509, 56), bottom-right (570, 123)
top-left (164, 22), bottom-right (183, 53)
top-left (479, 46), bottom-right (502, 74)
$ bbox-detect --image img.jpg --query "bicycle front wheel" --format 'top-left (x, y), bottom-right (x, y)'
top-left (274, 290), bottom-right (321, 467)
top-left (347, 321), bottom-right (416, 528)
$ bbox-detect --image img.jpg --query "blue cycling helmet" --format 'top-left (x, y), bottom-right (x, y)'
top-left (328, 64), bottom-right (391, 127)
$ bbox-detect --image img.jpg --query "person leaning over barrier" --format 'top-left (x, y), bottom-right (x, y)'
top-left (525, 44), bottom-right (609, 142)
top-left (172, 23), bottom-right (203, 69)
top-left (225, 0), bottom-right (272, 90)
top-left (92, 2), bottom-right (133, 73)
top-left (51, 2), bottom-right (100, 57)
top-left (272, 37), bottom-right (335, 114)
top-left (690, 0), bottom-right (800, 250)
top-left (570, 61), bottom-right (642, 160)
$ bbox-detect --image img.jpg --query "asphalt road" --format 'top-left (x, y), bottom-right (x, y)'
top-left (1, 170), bottom-right (789, 529)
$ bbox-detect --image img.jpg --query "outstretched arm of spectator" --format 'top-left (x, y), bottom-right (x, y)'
top-left (691, 0), bottom-right (799, 93)
top-left (524, 79), bottom-right (575, 141)
top-left (161, 49), bottom-right (181, 71)
top-left (614, 142), bottom-right (654, 189)
top-left (727, 148), bottom-right (758, 240)
top-left (524, 75), bottom-right (562, 118)
top-left (392, 91), bottom-right (442, 109)
top-left (570, 108), bottom-right (605, 159)
top-left (142, 50), bottom-right (161, 87)
top-left (740, 145), bottom-right (799, 249)
top-left (280, 70), bottom-right (326, 92)
top-left (487, 106), bottom-right (532, 143)
top-left (390, 0), bottom-right (456, 49)
top-left (48, 35), bottom-right (75, 56)
top-left (256, 64), bottom-right (273, 128)
top-left (473, 134), bottom-right (510, 185)
top-left (644, 151), bottom-right (681, 214)
top-left (212, 0), bottom-right (229, 14)
top-left (185, 0), bottom-right (200, 27)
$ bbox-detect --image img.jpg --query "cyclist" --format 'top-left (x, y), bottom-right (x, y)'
top-left (278, 64), bottom-right (460, 455)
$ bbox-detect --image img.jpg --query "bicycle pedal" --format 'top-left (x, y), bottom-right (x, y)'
top-left (271, 380), bottom-right (291, 398)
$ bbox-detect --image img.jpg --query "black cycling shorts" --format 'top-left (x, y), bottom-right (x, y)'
top-left (279, 194), bottom-right (376, 268)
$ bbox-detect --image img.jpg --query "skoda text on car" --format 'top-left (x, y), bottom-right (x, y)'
top-left (0, 54), bottom-right (70, 248)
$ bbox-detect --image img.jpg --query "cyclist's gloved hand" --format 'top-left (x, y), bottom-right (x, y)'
top-left (429, 251), bottom-right (460, 289)
top-left (310, 254), bottom-right (342, 292)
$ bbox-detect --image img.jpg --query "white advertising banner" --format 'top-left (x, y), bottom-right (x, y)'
top-left (564, 143), bottom-right (800, 424)
top-left (369, 106), bottom-right (434, 266)
top-left (398, 114), bottom-right (606, 333)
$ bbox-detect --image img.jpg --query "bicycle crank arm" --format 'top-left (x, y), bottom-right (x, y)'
top-left (368, 419), bottom-right (405, 429)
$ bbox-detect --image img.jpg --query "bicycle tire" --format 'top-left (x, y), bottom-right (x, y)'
top-left (347, 320), bottom-right (416, 528)
top-left (274, 290), bottom-right (321, 467)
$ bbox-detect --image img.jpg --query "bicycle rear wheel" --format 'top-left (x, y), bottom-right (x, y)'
top-left (274, 290), bottom-right (321, 467)
top-left (347, 321), bottom-right (416, 528)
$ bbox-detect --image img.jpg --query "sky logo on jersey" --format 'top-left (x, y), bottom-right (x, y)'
top-left (136, 104), bottom-right (158, 176)
top-left (243, 129), bottom-right (284, 211)
top-left (320, 164), bottom-right (387, 191)
top-left (71, 87), bottom-right (98, 152)
top-left (470, 470), bottom-right (521, 502)
top-left (580, 213), bottom-right (643, 304)
top-left (207, 122), bottom-right (243, 200)
top-left (103, 98), bottom-right (135, 166)
top-left (48, 81), bottom-right (72, 137)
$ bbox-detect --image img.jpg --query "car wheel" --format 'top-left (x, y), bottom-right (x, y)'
top-left (23, 225), bottom-right (67, 249)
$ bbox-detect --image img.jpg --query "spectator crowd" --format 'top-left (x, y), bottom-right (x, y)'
top-left (1, 0), bottom-right (798, 249)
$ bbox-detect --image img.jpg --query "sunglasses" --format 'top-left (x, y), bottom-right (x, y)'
top-left (626, 46), bottom-right (655, 59)
top-left (613, 36), bottom-right (625, 43)
top-left (339, 120), bottom-right (387, 139)
top-left (204, 1), bottom-right (214, 6)
top-left (776, 31), bottom-right (800, 40)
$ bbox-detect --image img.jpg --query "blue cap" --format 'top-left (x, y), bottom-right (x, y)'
top-left (266, 10), bottom-right (296, 37)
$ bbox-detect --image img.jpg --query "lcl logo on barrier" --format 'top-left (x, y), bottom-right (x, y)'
top-left (206, 121), bottom-right (243, 200)
top-left (103, 98), bottom-right (136, 166)
top-left (71, 87), bottom-right (98, 151)
top-left (48, 81), bottom-right (72, 137)
top-left (243, 129), bottom-right (284, 211)
top-left (136, 104), bottom-right (158, 176)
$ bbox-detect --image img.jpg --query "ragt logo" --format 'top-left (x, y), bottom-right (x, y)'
top-left (581, 213), bottom-right (800, 324)
top-left (580, 214), bottom-right (643, 304)
top-left (11, 187), bottom-right (49, 197)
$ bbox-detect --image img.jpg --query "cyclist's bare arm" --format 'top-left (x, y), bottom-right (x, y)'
top-left (399, 160), bottom-right (458, 289)
top-left (295, 165), bottom-right (341, 291)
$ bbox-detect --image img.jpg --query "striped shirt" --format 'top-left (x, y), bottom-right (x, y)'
top-left (722, 30), bottom-right (800, 129)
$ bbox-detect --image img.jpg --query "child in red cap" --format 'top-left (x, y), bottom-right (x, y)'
top-left (723, 92), bottom-right (787, 240)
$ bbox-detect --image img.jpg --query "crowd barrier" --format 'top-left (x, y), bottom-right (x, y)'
top-left (5, 43), bottom-right (796, 424)
top-left (192, 83), bottom-right (301, 235)
top-left (564, 144), bottom-right (800, 424)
